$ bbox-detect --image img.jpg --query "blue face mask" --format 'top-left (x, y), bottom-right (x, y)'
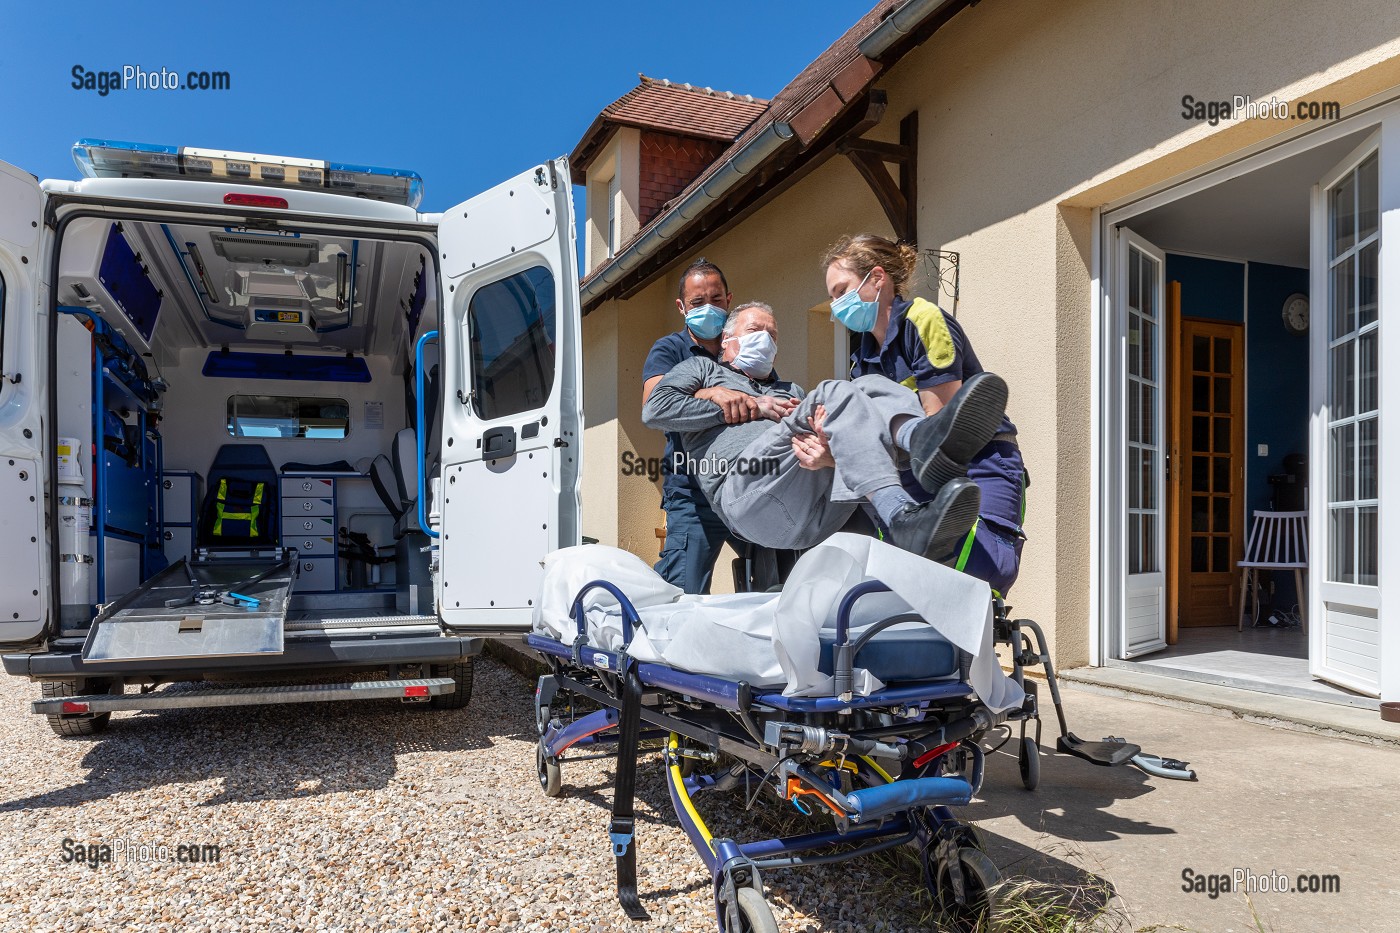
top-left (684, 303), bottom-right (728, 340)
top-left (829, 270), bottom-right (878, 333)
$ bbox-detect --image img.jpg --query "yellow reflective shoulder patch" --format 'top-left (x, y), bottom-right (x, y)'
top-left (907, 298), bottom-right (956, 370)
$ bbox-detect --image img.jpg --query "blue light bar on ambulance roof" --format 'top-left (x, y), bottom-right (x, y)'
top-left (72, 138), bottom-right (424, 209)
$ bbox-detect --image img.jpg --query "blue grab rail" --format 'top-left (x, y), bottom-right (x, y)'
top-left (414, 330), bottom-right (439, 539)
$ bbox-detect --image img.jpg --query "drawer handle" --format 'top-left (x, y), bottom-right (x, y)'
top-left (303, 501), bottom-right (314, 511)
top-left (301, 482), bottom-right (313, 492)
top-left (303, 562), bottom-right (315, 572)
top-left (302, 520), bottom-right (314, 530)
top-left (303, 540), bottom-right (314, 550)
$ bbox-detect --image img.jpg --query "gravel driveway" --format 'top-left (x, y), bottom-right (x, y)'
top-left (0, 657), bottom-right (949, 932)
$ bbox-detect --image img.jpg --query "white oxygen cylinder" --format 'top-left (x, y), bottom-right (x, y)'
top-left (55, 438), bottom-right (93, 626)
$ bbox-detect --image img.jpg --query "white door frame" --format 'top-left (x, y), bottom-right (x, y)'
top-left (1093, 101), bottom-right (1400, 701)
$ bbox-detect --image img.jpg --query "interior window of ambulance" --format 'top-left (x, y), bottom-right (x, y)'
top-left (226, 395), bottom-right (350, 439)
top-left (466, 265), bottom-right (556, 420)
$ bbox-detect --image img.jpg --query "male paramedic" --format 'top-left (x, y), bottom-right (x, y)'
top-left (642, 258), bottom-right (750, 594)
top-left (642, 302), bottom-right (1009, 564)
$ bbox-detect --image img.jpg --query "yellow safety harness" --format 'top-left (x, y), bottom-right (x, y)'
top-left (211, 477), bottom-right (264, 538)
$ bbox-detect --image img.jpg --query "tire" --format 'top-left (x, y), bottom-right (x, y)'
top-left (1019, 735), bottom-right (1040, 791)
top-left (428, 659), bottom-right (475, 709)
top-left (537, 743), bottom-right (563, 798)
top-left (934, 846), bottom-right (1001, 930)
top-left (732, 887), bottom-right (778, 933)
top-left (42, 679), bottom-right (121, 738)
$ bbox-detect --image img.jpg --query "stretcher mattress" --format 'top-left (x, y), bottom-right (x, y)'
top-left (533, 533), bottom-right (1024, 712)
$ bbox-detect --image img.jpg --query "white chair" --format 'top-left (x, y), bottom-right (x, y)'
top-left (1238, 510), bottom-right (1308, 632)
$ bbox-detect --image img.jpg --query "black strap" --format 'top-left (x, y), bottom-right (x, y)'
top-left (610, 665), bottom-right (649, 921)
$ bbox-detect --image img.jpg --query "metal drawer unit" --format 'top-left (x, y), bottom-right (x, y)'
top-left (160, 470), bottom-right (203, 567)
top-left (281, 474), bottom-right (338, 592)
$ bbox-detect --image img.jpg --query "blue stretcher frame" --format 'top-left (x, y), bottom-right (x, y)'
top-left (528, 576), bottom-right (1003, 931)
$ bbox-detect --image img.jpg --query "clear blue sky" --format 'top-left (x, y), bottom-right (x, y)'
top-left (1, 1), bottom-right (866, 212)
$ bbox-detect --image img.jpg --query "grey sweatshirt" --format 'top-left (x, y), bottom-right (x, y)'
top-left (642, 356), bottom-right (805, 505)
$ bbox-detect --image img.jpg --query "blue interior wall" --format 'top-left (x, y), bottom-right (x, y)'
top-left (1244, 261), bottom-right (1310, 513)
top-left (1166, 254), bottom-right (1244, 324)
top-left (1165, 253), bottom-right (1309, 612)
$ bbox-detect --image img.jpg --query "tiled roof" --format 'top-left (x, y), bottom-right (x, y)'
top-left (571, 76), bottom-right (768, 181)
top-left (604, 75), bottom-right (768, 141)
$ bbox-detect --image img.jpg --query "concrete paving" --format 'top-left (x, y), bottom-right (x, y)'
top-left (973, 681), bottom-right (1400, 932)
top-left (1060, 664), bottom-right (1400, 748)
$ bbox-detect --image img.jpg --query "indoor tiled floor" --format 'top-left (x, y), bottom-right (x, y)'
top-left (1122, 623), bottom-right (1379, 708)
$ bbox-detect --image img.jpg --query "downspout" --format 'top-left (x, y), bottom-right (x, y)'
top-left (579, 120), bottom-right (794, 309)
top-left (859, 0), bottom-right (965, 59)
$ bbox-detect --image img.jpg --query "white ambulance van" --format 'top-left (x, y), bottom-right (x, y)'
top-left (0, 141), bottom-right (582, 736)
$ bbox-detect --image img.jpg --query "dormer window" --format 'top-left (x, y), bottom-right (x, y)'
top-left (571, 75), bottom-right (767, 275)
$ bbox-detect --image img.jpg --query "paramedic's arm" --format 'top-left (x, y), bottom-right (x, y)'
top-left (645, 374), bottom-right (756, 422)
top-left (917, 383), bottom-right (961, 416)
top-left (643, 363), bottom-right (733, 433)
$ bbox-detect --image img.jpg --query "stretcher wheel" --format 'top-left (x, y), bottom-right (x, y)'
top-left (730, 887), bottom-right (778, 933)
top-left (1018, 736), bottom-right (1040, 791)
top-left (536, 744), bottom-right (563, 797)
top-left (932, 846), bottom-right (1000, 929)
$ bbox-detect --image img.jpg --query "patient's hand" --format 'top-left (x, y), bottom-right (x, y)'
top-left (754, 395), bottom-right (798, 422)
top-left (696, 386), bottom-right (761, 423)
top-left (792, 405), bottom-right (835, 469)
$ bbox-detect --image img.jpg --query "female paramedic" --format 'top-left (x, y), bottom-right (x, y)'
top-left (815, 233), bottom-right (1027, 596)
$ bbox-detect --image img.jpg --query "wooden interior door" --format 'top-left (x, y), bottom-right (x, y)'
top-left (1175, 319), bottom-right (1245, 627)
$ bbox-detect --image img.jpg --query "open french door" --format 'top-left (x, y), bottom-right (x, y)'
top-left (0, 160), bottom-right (52, 647)
top-left (1310, 133), bottom-right (1382, 696)
top-left (1117, 228), bottom-right (1168, 657)
top-left (434, 159), bottom-right (583, 634)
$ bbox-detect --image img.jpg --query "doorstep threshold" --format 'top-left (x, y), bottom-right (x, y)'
top-left (1060, 664), bottom-right (1400, 748)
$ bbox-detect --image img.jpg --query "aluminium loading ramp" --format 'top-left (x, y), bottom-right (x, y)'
top-left (81, 557), bottom-right (295, 663)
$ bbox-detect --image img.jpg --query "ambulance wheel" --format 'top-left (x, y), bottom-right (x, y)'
top-left (730, 887), bottom-right (778, 933)
top-left (1019, 736), bottom-right (1040, 791)
top-left (428, 659), bottom-right (475, 709)
top-left (537, 744), bottom-right (563, 797)
top-left (933, 847), bottom-right (1000, 929)
top-left (42, 679), bottom-right (121, 738)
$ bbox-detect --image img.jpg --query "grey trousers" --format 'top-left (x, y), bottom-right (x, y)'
top-left (712, 375), bottom-right (925, 550)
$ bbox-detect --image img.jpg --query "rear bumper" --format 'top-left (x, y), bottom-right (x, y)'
top-left (2, 630), bottom-right (483, 680)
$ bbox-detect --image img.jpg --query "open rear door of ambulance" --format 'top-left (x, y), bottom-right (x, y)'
top-left (0, 161), bottom-right (53, 648)
top-left (434, 159), bottom-right (583, 635)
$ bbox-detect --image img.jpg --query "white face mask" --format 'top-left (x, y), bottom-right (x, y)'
top-left (725, 330), bottom-right (777, 378)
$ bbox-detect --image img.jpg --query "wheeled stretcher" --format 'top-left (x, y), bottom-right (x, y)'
top-left (525, 536), bottom-right (1038, 931)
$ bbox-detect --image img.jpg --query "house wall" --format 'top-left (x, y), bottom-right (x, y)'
top-left (870, 0), bottom-right (1400, 666)
top-left (580, 0), bottom-right (1400, 664)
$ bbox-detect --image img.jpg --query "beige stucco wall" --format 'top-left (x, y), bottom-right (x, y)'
top-left (580, 0), bottom-right (1400, 658)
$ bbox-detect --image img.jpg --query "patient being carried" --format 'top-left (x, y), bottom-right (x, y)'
top-left (642, 302), bottom-right (1009, 564)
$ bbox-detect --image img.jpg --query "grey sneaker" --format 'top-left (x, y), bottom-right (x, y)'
top-left (887, 478), bottom-right (982, 563)
top-left (908, 372), bottom-right (1009, 495)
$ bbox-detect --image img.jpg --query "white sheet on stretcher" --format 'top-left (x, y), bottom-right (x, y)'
top-left (532, 533), bottom-right (1024, 713)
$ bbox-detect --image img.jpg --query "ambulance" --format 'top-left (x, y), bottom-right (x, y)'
top-left (0, 141), bottom-right (583, 736)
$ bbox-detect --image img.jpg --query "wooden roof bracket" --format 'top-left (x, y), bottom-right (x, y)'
top-left (838, 103), bottom-right (918, 244)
